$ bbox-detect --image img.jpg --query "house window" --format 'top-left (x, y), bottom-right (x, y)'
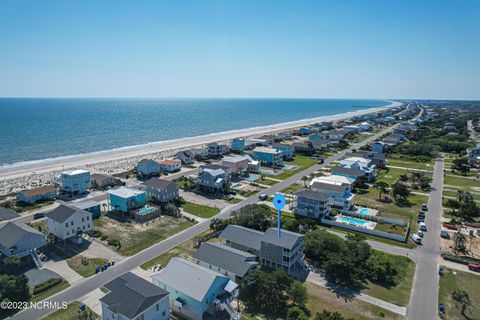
top-left (156, 304), bottom-right (159, 311)
top-left (162, 311), bottom-right (166, 316)
top-left (82, 217), bottom-right (84, 222)
top-left (65, 223), bottom-right (68, 227)
top-left (71, 221), bottom-right (74, 226)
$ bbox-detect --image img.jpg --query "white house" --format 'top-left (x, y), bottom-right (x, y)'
top-left (45, 204), bottom-right (93, 244)
top-left (137, 159), bottom-right (162, 177)
top-left (159, 159), bottom-right (182, 173)
top-left (310, 175), bottom-right (355, 192)
top-left (60, 169), bottom-right (91, 194)
top-left (101, 272), bottom-right (170, 320)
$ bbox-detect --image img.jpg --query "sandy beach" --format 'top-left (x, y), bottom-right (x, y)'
top-left (0, 101), bottom-right (401, 196)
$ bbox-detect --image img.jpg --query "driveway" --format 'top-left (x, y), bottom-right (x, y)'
top-left (43, 259), bottom-right (83, 285)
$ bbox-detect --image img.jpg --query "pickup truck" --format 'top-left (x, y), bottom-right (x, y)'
top-left (468, 263), bottom-right (480, 272)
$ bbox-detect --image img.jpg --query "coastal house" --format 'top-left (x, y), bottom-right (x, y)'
top-left (0, 208), bottom-right (18, 220)
top-left (343, 125), bottom-right (361, 133)
top-left (137, 159), bottom-right (162, 178)
top-left (312, 121), bottom-right (333, 131)
top-left (310, 175), bottom-right (355, 192)
top-left (242, 155), bottom-right (260, 173)
top-left (230, 138), bottom-right (246, 153)
top-left (331, 166), bottom-right (366, 182)
top-left (152, 257), bottom-right (240, 320)
top-left (348, 151), bottom-right (386, 166)
top-left (197, 168), bottom-right (229, 194)
top-left (382, 134), bottom-right (406, 146)
top-left (309, 180), bottom-right (355, 211)
top-left (253, 147), bottom-right (283, 166)
top-left (71, 199), bottom-right (101, 219)
top-left (219, 225), bottom-right (306, 276)
top-left (359, 122), bottom-right (372, 131)
top-left (291, 189), bottom-right (333, 219)
top-left (371, 141), bottom-right (385, 154)
top-left (0, 222), bottom-right (46, 263)
top-left (221, 156), bottom-right (249, 175)
top-left (292, 141), bottom-right (314, 155)
top-left (299, 127), bottom-right (311, 135)
top-left (207, 143), bottom-right (229, 158)
top-left (339, 157), bottom-right (377, 181)
top-left (159, 159), bottom-right (182, 173)
top-left (107, 187), bottom-right (147, 213)
top-left (176, 150), bottom-right (195, 165)
top-left (17, 185), bottom-right (57, 204)
top-left (100, 272), bottom-right (170, 320)
top-left (60, 169), bottom-right (91, 194)
top-left (193, 242), bottom-right (258, 283)
top-left (272, 143), bottom-right (294, 160)
top-left (91, 173), bottom-right (118, 190)
top-left (308, 133), bottom-right (329, 142)
top-left (310, 140), bottom-right (328, 151)
top-left (190, 148), bottom-right (209, 160)
top-left (142, 178), bottom-right (179, 203)
top-left (45, 204), bottom-right (93, 244)
top-left (467, 147), bottom-right (480, 166)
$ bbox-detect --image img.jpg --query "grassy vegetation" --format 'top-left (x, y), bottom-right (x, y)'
top-left (93, 215), bottom-right (196, 256)
top-left (387, 158), bottom-right (434, 171)
top-left (438, 267), bottom-right (480, 320)
top-left (363, 255), bottom-right (415, 307)
top-left (266, 155), bottom-right (317, 180)
top-left (258, 177), bottom-right (279, 186)
top-left (443, 189), bottom-right (480, 201)
top-left (280, 182), bottom-right (305, 194)
top-left (66, 256), bottom-right (108, 277)
top-left (31, 281), bottom-right (70, 303)
top-left (183, 201), bottom-right (220, 218)
top-left (444, 175), bottom-right (480, 191)
top-left (42, 301), bottom-right (97, 320)
top-left (175, 179), bottom-right (196, 189)
top-left (227, 197), bottom-right (243, 204)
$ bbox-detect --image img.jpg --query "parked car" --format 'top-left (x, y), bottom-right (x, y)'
top-left (468, 263), bottom-right (480, 272)
top-left (421, 203), bottom-right (428, 211)
top-left (33, 212), bottom-right (46, 219)
top-left (418, 215), bottom-right (425, 222)
top-left (419, 222), bottom-right (427, 231)
top-left (417, 230), bottom-right (424, 237)
top-left (411, 234), bottom-right (422, 244)
top-left (440, 229), bottom-right (450, 239)
top-left (258, 194), bottom-right (268, 201)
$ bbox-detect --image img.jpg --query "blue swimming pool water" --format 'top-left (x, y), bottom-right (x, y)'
top-left (339, 216), bottom-right (368, 225)
top-left (138, 207), bottom-right (157, 216)
top-left (282, 165), bottom-right (297, 170)
top-left (241, 174), bottom-right (260, 181)
top-left (358, 208), bottom-right (369, 215)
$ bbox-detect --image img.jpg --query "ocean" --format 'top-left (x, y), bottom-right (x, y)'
top-left (0, 98), bottom-right (389, 166)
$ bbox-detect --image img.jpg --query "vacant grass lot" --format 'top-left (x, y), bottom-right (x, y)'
top-left (444, 175), bottom-right (480, 191)
top-left (438, 267), bottom-right (480, 320)
top-left (266, 155), bottom-right (317, 180)
top-left (280, 182), bottom-right (305, 194)
top-left (31, 281), bottom-right (70, 303)
top-left (387, 158), bottom-right (434, 171)
top-left (258, 177), bottom-right (279, 186)
top-left (443, 189), bottom-right (480, 201)
top-left (42, 302), bottom-right (97, 320)
top-left (66, 256), bottom-right (108, 277)
top-left (183, 201), bottom-right (220, 218)
top-left (93, 215), bottom-right (196, 256)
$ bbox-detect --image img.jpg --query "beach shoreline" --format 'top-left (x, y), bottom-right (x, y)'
top-left (0, 101), bottom-right (401, 196)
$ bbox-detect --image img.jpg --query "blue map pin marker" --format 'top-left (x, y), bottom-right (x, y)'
top-left (273, 194), bottom-right (286, 239)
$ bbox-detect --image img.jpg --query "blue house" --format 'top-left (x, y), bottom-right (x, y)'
top-left (107, 187), bottom-right (146, 213)
top-left (299, 127), bottom-right (311, 135)
top-left (371, 141), bottom-right (385, 153)
top-left (272, 143), bottom-right (294, 160)
top-left (230, 138), bottom-right (245, 152)
top-left (137, 159), bottom-right (161, 177)
top-left (253, 147), bottom-right (283, 166)
top-left (152, 257), bottom-right (240, 320)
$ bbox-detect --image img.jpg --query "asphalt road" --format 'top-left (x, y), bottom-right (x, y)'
top-left (407, 156), bottom-right (444, 320)
top-left (12, 113), bottom-right (413, 320)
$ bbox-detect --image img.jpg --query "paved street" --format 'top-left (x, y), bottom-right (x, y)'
top-left (12, 116), bottom-right (412, 320)
top-left (408, 156), bottom-right (444, 320)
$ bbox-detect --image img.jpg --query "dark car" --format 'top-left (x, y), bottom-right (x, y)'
top-left (33, 212), bottom-right (46, 219)
top-left (258, 194), bottom-right (268, 201)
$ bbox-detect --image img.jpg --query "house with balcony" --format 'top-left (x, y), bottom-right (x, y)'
top-left (207, 143), bottom-right (229, 158)
top-left (221, 156), bottom-right (249, 176)
top-left (45, 204), bottom-right (93, 244)
top-left (17, 185), bottom-right (57, 204)
top-left (60, 169), bottom-right (91, 194)
top-left (382, 134), bottom-right (406, 146)
top-left (71, 199), bottom-right (101, 219)
top-left (309, 180), bottom-right (355, 211)
top-left (253, 147), bottom-right (283, 166)
top-left (91, 173), bottom-right (118, 190)
top-left (197, 168), bottom-right (229, 194)
top-left (137, 159), bottom-right (162, 178)
top-left (176, 150), bottom-right (195, 165)
top-left (272, 143), bottom-right (294, 160)
top-left (159, 159), bottom-right (182, 173)
top-left (331, 166), bottom-right (366, 182)
top-left (292, 141), bottom-right (314, 155)
top-left (101, 272), bottom-right (170, 320)
top-left (299, 127), bottom-right (311, 135)
top-left (142, 178), bottom-right (179, 203)
top-left (467, 147), bottom-right (480, 166)
top-left (0, 222), bottom-right (46, 264)
top-left (230, 138), bottom-right (246, 153)
top-left (371, 141), bottom-right (386, 154)
top-left (339, 157), bottom-right (377, 181)
top-left (291, 189), bottom-right (333, 219)
top-left (348, 151), bottom-right (386, 166)
top-left (310, 175), bottom-right (355, 192)
top-left (152, 257), bottom-right (240, 320)
top-left (107, 187), bottom-right (146, 213)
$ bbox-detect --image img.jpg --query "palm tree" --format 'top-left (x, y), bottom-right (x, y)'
top-left (373, 181), bottom-right (389, 201)
top-left (452, 289), bottom-right (473, 316)
top-left (302, 176), bottom-right (309, 188)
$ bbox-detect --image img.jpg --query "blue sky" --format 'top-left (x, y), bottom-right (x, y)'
top-left (0, 0), bottom-right (479, 99)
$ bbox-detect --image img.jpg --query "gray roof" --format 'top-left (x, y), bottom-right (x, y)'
top-left (71, 200), bottom-right (100, 210)
top-left (138, 159), bottom-right (157, 165)
top-left (219, 225), bottom-right (264, 251)
top-left (152, 257), bottom-right (230, 302)
top-left (294, 189), bottom-right (332, 201)
top-left (310, 181), bottom-right (346, 192)
top-left (331, 166), bottom-right (365, 177)
top-left (0, 222), bottom-right (44, 248)
top-left (193, 242), bottom-right (257, 278)
top-left (100, 272), bottom-right (168, 319)
top-left (46, 204), bottom-right (88, 223)
top-left (262, 228), bottom-right (304, 250)
top-left (272, 143), bottom-right (293, 149)
top-left (142, 178), bottom-right (177, 190)
top-left (0, 208), bottom-right (19, 220)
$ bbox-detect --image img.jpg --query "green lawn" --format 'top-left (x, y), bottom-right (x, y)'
top-left (443, 190), bottom-right (480, 201)
top-left (66, 256), bottom-right (108, 277)
top-left (280, 182), bottom-right (305, 194)
top-left (266, 155), bottom-right (317, 180)
top-left (258, 177), bottom-right (279, 186)
top-left (439, 267), bottom-right (480, 320)
top-left (31, 281), bottom-right (70, 303)
top-left (227, 197), bottom-right (243, 204)
top-left (363, 254), bottom-right (416, 307)
top-left (376, 167), bottom-right (410, 185)
top-left (183, 201), bottom-right (220, 218)
top-left (387, 158), bottom-right (434, 171)
top-left (444, 175), bottom-right (480, 191)
top-left (42, 302), bottom-right (97, 320)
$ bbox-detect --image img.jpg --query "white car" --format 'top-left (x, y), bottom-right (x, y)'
top-left (417, 230), bottom-right (424, 237)
top-left (419, 222), bottom-right (427, 231)
top-left (411, 234), bottom-right (423, 244)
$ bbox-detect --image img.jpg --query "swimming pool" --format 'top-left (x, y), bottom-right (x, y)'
top-left (138, 207), bottom-right (157, 216)
top-left (358, 208), bottom-right (369, 215)
top-left (338, 216), bottom-right (368, 226)
top-left (231, 183), bottom-right (242, 189)
top-left (241, 174), bottom-right (260, 181)
top-left (282, 165), bottom-right (297, 170)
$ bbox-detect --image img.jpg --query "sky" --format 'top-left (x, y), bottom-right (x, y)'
top-left (0, 0), bottom-right (479, 100)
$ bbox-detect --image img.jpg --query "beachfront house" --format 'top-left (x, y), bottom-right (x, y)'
top-left (0, 222), bottom-right (46, 265)
top-left (207, 142), bottom-right (229, 158)
top-left (348, 151), bottom-right (386, 166)
top-left (291, 189), bottom-right (333, 219)
top-left (467, 147), bottom-right (480, 166)
top-left (253, 147), bottom-right (283, 166)
top-left (137, 159), bottom-right (162, 178)
top-left (299, 127), bottom-right (311, 135)
top-left (311, 140), bottom-right (328, 152)
top-left (339, 157), bottom-right (377, 181)
top-left (292, 141), bottom-right (314, 155)
top-left (17, 185), bottom-right (57, 204)
top-left (107, 187), bottom-right (146, 213)
top-left (91, 173), bottom-right (118, 190)
top-left (176, 150), bottom-right (195, 165)
top-left (152, 257), bottom-right (240, 320)
top-left (272, 143), bottom-right (294, 160)
top-left (221, 156), bottom-right (249, 175)
top-left (142, 178), bottom-right (179, 203)
top-left (230, 138), bottom-right (246, 153)
top-left (343, 125), bottom-right (361, 133)
top-left (159, 159), bottom-right (182, 173)
top-left (197, 168), bottom-right (229, 194)
top-left (359, 122), bottom-right (372, 131)
top-left (100, 272), bottom-right (170, 320)
top-left (308, 132), bottom-right (330, 142)
top-left (45, 204), bottom-right (93, 244)
top-left (371, 141), bottom-right (386, 154)
top-left (71, 199), bottom-right (101, 219)
top-left (193, 242), bottom-right (258, 283)
top-left (60, 169), bottom-right (91, 194)
top-left (310, 180), bottom-right (355, 211)
top-left (220, 225), bottom-right (306, 276)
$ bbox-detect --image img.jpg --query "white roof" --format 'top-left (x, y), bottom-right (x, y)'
top-left (253, 147), bottom-right (282, 154)
top-left (222, 156), bottom-right (248, 163)
top-left (107, 186), bottom-right (145, 198)
top-left (310, 175), bottom-right (354, 186)
top-left (62, 169), bottom-right (90, 176)
top-left (342, 157), bottom-right (371, 164)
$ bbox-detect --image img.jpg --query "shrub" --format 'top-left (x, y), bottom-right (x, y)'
top-left (33, 278), bottom-right (63, 295)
